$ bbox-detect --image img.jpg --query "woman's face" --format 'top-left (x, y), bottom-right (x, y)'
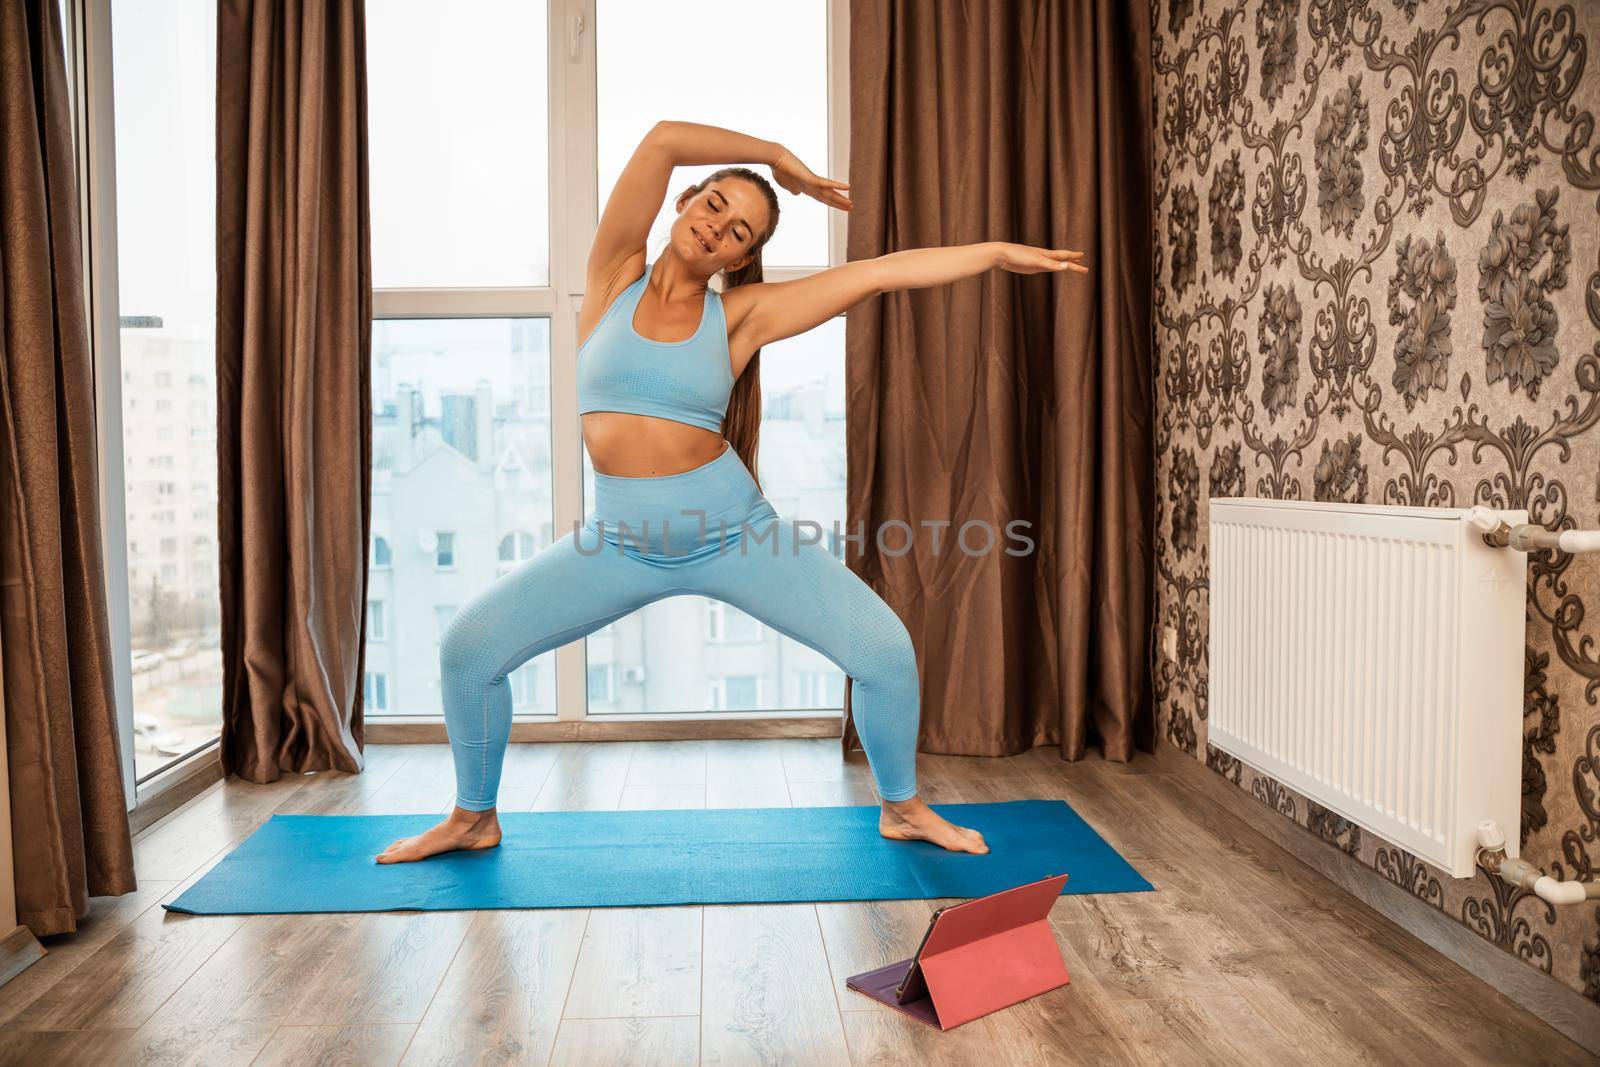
top-left (674, 178), bottom-right (771, 274)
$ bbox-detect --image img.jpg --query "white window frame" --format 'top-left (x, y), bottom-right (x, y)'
top-left (80, 1), bottom-right (852, 796)
top-left (78, 0), bottom-right (140, 807)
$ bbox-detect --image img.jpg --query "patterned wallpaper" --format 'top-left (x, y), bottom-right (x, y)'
top-left (1150, 0), bottom-right (1600, 1000)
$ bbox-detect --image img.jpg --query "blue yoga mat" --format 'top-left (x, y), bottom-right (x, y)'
top-left (163, 799), bottom-right (1152, 915)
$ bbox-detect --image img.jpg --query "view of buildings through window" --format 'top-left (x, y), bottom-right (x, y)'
top-left (110, 0), bottom-right (221, 779)
top-left (577, 317), bottom-right (849, 717)
top-left (582, 1), bottom-right (844, 715)
top-left (366, 315), bottom-right (848, 718)
top-left (104, 0), bottom-right (842, 782)
top-left (367, 317), bottom-right (557, 716)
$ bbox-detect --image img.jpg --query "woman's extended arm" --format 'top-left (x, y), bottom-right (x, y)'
top-left (652, 120), bottom-right (786, 170)
top-left (733, 243), bottom-right (1087, 355)
top-left (872, 243), bottom-right (1089, 288)
top-left (870, 244), bottom-right (1005, 290)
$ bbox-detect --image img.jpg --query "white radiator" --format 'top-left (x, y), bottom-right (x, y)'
top-left (1207, 498), bottom-right (1526, 878)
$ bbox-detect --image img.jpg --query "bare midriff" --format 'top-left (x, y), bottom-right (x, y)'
top-left (582, 411), bottom-right (728, 477)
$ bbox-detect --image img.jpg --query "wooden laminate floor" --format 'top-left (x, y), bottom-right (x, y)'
top-left (0, 740), bottom-right (1592, 1066)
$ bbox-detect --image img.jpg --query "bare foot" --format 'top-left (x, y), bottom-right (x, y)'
top-left (375, 807), bottom-right (502, 864)
top-left (879, 795), bottom-right (989, 854)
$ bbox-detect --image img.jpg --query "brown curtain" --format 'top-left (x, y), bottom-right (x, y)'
top-left (216, 0), bottom-right (372, 782)
top-left (0, 0), bottom-right (137, 935)
top-left (841, 0), bottom-right (1155, 764)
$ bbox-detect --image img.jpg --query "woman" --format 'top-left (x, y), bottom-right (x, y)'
top-left (378, 120), bottom-right (1088, 864)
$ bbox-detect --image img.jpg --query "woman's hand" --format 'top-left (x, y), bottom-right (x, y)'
top-left (993, 243), bottom-right (1088, 275)
top-left (773, 148), bottom-right (852, 211)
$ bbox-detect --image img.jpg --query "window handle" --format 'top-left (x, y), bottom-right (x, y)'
top-left (568, 11), bottom-right (586, 59)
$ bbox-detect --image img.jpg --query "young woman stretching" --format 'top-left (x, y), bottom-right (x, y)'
top-left (377, 120), bottom-right (1088, 864)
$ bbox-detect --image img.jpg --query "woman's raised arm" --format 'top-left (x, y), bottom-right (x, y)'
top-left (652, 120), bottom-right (786, 171)
top-left (587, 123), bottom-right (674, 286)
top-left (589, 121), bottom-right (785, 288)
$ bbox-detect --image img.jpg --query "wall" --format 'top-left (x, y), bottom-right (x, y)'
top-left (1151, 0), bottom-right (1600, 1000)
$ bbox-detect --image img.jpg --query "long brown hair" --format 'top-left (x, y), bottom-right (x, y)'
top-left (678, 167), bottom-right (779, 493)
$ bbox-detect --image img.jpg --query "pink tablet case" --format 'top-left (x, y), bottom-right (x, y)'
top-left (844, 873), bottom-right (1071, 1030)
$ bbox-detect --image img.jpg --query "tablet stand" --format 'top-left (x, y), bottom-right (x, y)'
top-left (844, 873), bottom-right (1072, 1030)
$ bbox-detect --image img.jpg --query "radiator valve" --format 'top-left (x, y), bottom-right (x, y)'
top-left (1466, 506), bottom-right (1600, 554)
top-left (1465, 507), bottom-right (1513, 547)
top-left (1475, 820), bottom-right (1600, 905)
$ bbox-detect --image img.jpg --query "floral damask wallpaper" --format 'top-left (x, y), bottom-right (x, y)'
top-left (1149, 0), bottom-right (1600, 1000)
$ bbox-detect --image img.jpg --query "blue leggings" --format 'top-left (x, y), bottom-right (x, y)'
top-left (438, 440), bottom-right (921, 809)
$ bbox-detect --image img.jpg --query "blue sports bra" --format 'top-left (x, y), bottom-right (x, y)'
top-left (577, 260), bottom-right (735, 434)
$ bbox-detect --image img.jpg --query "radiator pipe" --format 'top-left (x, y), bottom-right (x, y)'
top-left (1466, 506), bottom-right (1600, 554)
top-left (1475, 821), bottom-right (1600, 905)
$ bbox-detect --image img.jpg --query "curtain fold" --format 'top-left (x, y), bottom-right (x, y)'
top-left (842, 0), bottom-right (1155, 764)
top-left (0, 0), bottom-right (137, 936)
top-left (216, 0), bottom-right (372, 782)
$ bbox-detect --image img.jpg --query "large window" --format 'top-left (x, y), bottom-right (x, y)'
top-left (364, 0), bottom-right (559, 717)
top-left (107, 0), bottom-right (221, 782)
top-left (91, 1), bottom-right (851, 767)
